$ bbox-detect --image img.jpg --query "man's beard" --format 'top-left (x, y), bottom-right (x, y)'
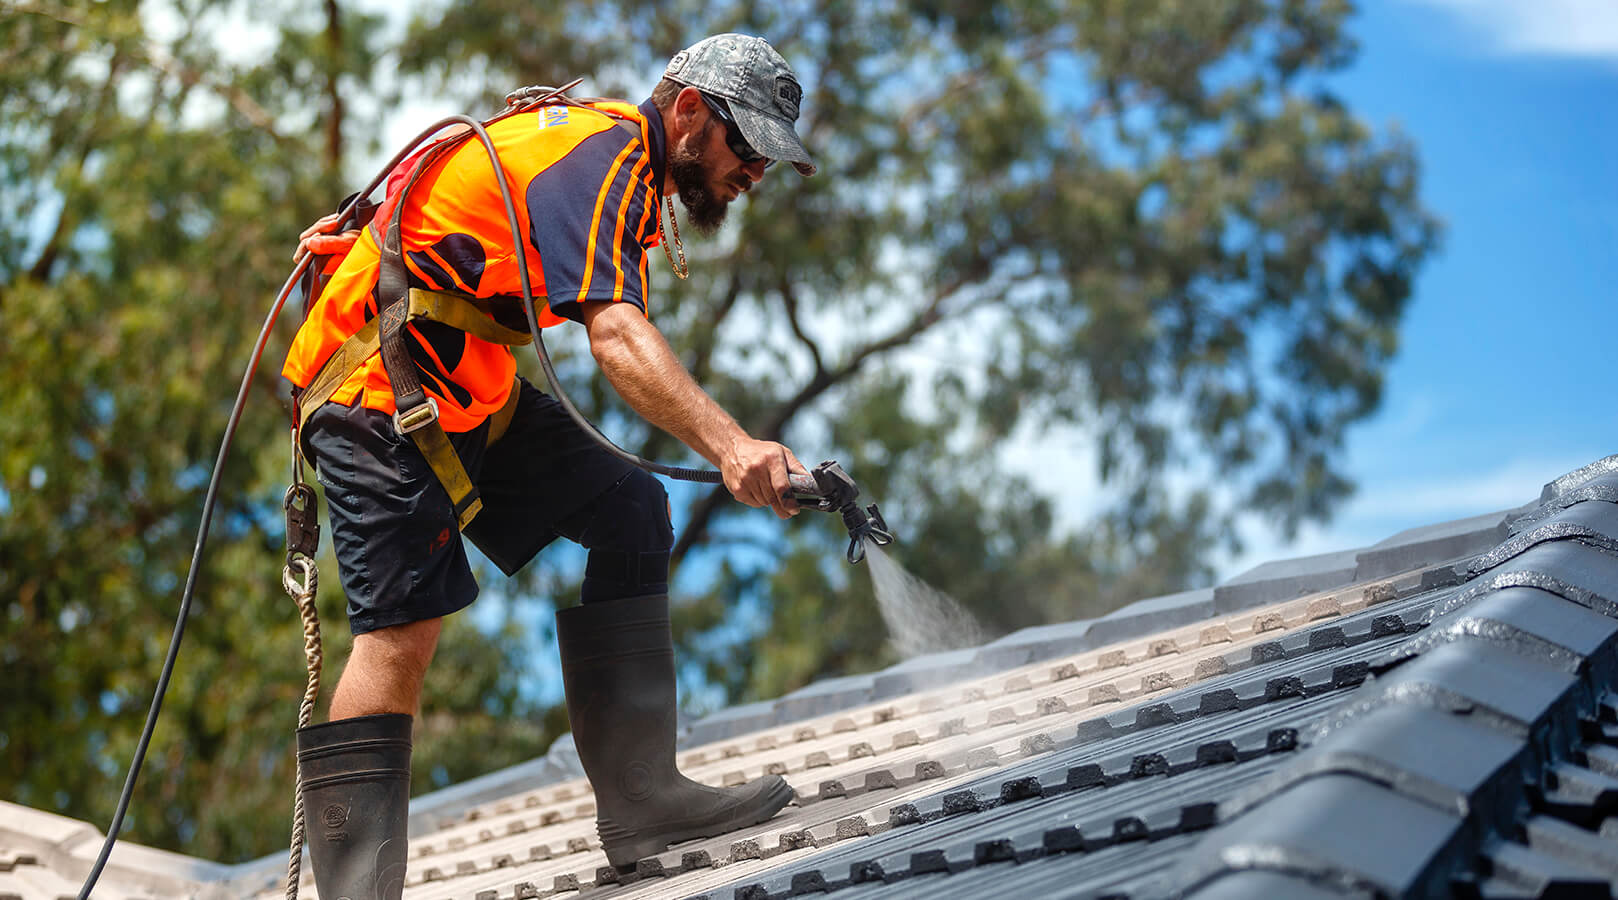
top-left (669, 121), bottom-right (730, 237)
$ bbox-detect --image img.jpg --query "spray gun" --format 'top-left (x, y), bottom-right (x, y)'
top-left (786, 460), bottom-right (894, 563)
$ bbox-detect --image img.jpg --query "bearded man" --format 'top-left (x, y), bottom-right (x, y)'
top-left (281, 34), bottom-right (815, 899)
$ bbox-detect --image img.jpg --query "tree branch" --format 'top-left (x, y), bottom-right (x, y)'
top-left (26, 50), bottom-right (129, 283)
top-left (323, 0), bottom-right (345, 167)
top-left (14, 4), bottom-right (287, 139)
top-left (688, 271), bottom-right (742, 385)
top-left (777, 275), bottom-right (826, 378)
top-left (671, 263), bottom-right (987, 567)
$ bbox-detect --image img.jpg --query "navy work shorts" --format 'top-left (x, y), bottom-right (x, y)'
top-left (304, 377), bottom-right (637, 635)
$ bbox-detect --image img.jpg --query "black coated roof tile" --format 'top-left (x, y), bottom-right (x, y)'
top-left (1186, 869), bottom-right (1354, 899)
top-left (1514, 472), bottom-right (1618, 533)
top-left (1584, 743), bottom-right (1618, 779)
top-left (1345, 637), bottom-right (1582, 738)
top-left (803, 832), bottom-right (1203, 900)
top-left (1225, 703), bottom-right (1528, 830)
top-left (1537, 762), bottom-right (1618, 828)
top-left (1539, 455), bottom-right (1618, 506)
top-left (1477, 838), bottom-right (1614, 899)
top-left (701, 716), bottom-right (1308, 899)
top-left (1375, 586), bottom-right (1618, 680)
top-left (1523, 814), bottom-right (1618, 879)
top-left (1433, 541), bottom-right (1618, 621)
top-left (1173, 773), bottom-right (1469, 897)
top-left (1470, 501), bottom-right (1618, 575)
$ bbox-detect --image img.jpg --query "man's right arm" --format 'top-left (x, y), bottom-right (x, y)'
top-left (579, 300), bottom-right (806, 519)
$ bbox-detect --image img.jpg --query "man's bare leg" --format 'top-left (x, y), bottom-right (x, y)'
top-left (330, 616), bottom-right (442, 719)
top-left (297, 617), bottom-right (438, 900)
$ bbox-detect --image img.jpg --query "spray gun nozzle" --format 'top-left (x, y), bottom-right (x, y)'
top-left (785, 460), bottom-right (894, 564)
top-left (842, 502), bottom-right (893, 564)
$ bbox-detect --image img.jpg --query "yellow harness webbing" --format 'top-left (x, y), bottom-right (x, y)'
top-left (297, 287), bottom-right (532, 530)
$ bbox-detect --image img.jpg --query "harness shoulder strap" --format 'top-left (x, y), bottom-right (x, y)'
top-left (323, 93), bottom-right (645, 531)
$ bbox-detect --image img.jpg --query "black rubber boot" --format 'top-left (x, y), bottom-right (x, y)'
top-left (557, 595), bottom-right (795, 868)
top-left (296, 713), bottom-right (412, 900)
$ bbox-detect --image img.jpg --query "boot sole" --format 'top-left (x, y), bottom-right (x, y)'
top-left (602, 778), bottom-right (796, 868)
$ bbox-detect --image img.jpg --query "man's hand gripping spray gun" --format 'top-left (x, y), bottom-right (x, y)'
top-left (786, 461), bottom-right (895, 563)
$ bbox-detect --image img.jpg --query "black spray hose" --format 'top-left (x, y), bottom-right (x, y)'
top-left (445, 111), bottom-right (721, 484)
top-left (74, 259), bottom-right (314, 900)
top-left (72, 107), bottom-right (721, 900)
top-left (71, 98), bottom-right (477, 900)
top-left (79, 97), bottom-right (887, 898)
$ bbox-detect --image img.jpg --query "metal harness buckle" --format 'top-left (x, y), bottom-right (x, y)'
top-left (393, 396), bottom-right (440, 435)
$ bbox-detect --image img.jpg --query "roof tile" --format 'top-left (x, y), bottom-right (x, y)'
top-left (1178, 773), bottom-right (1468, 896)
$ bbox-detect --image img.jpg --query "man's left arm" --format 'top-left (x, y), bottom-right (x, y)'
top-left (579, 300), bottom-right (805, 520)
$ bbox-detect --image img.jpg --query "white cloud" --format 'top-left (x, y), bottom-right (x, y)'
top-left (1408, 0), bottom-right (1618, 59)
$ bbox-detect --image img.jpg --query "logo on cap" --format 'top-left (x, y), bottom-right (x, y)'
top-left (775, 77), bottom-right (802, 119)
top-left (667, 51), bottom-right (689, 76)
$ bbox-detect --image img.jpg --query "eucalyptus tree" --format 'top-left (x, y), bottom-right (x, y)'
top-left (399, 0), bottom-right (1438, 700)
top-left (1, 0), bottom-right (553, 861)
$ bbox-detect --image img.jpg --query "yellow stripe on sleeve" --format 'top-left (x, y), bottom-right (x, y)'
top-left (575, 140), bottom-right (639, 306)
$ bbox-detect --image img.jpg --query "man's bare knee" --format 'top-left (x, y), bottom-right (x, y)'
top-left (331, 617), bottom-right (442, 719)
top-left (356, 618), bottom-right (441, 673)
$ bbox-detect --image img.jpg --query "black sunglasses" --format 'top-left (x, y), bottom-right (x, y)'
top-left (699, 92), bottom-right (775, 169)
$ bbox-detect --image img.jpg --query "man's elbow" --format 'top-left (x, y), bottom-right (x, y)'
top-left (583, 302), bottom-right (639, 368)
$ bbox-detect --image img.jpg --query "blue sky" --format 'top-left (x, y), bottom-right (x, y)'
top-left (1209, 0), bottom-right (1617, 577)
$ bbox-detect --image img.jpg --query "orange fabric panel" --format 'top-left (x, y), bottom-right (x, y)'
top-left (282, 100), bottom-right (665, 433)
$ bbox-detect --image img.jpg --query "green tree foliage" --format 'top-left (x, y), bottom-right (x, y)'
top-left (0, 1), bottom-right (550, 862)
top-left (399, 0), bottom-right (1438, 701)
top-left (2, 0), bottom-right (1438, 862)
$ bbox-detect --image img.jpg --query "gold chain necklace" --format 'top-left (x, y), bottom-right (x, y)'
top-left (658, 195), bottom-right (689, 279)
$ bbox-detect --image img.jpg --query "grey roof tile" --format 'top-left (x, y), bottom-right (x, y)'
top-left (1084, 588), bottom-right (1218, 646)
top-left (1212, 548), bottom-right (1362, 614)
top-left (1353, 509), bottom-right (1511, 581)
top-left (772, 674), bottom-right (878, 723)
top-left (683, 698), bottom-right (781, 746)
top-left (972, 619), bottom-right (1095, 671)
top-left (869, 648), bottom-right (991, 701)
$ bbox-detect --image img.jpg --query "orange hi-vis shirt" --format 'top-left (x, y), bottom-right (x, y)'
top-left (283, 98), bottom-right (668, 433)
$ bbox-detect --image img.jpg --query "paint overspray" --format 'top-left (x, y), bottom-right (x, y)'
top-left (862, 543), bottom-right (989, 658)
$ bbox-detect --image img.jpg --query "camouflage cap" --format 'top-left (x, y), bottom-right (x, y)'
top-left (664, 33), bottom-right (816, 176)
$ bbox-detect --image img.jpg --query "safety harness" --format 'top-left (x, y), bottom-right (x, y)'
top-left (293, 104), bottom-right (644, 530)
